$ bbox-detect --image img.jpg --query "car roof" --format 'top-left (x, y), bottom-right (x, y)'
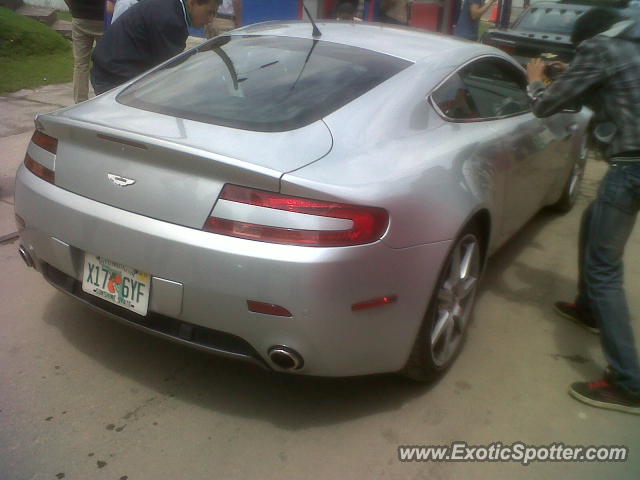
top-left (229, 20), bottom-right (487, 64)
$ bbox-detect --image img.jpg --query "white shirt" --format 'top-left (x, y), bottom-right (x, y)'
top-left (111, 0), bottom-right (138, 24)
top-left (217, 0), bottom-right (235, 16)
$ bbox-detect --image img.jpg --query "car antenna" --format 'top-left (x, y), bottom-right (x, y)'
top-left (302, 2), bottom-right (322, 38)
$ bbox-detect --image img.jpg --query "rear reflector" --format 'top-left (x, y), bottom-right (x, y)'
top-left (204, 184), bottom-right (389, 247)
top-left (351, 295), bottom-right (397, 312)
top-left (247, 301), bottom-right (292, 317)
top-left (24, 154), bottom-right (55, 184)
top-left (31, 130), bottom-right (58, 155)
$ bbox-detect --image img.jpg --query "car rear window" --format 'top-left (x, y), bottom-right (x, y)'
top-left (516, 7), bottom-right (586, 34)
top-left (117, 35), bottom-right (412, 132)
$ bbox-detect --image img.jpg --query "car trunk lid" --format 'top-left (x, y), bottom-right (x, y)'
top-left (37, 102), bottom-right (333, 229)
top-left (484, 29), bottom-right (574, 65)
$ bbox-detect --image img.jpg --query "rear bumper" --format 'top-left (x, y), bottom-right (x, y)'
top-left (15, 166), bottom-right (452, 376)
top-left (40, 261), bottom-right (269, 369)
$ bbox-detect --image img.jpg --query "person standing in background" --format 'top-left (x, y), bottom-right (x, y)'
top-left (336, 0), bottom-right (363, 20)
top-left (205, 0), bottom-right (241, 38)
top-left (380, 0), bottom-right (411, 26)
top-left (64, 0), bottom-right (104, 103)
top-left (91, 0), bottom-right (219, 94)
top-left (453, 0), bottom-right (496, 40)
top-left (336, 1), bottom-right (360, 20)
top-left (111, 0), bottom-right (140, 24)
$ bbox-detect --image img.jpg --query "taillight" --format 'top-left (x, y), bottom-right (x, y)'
top-left (24, 130), bottom-right (58, 183)
top-left (203, 184), bottom-right (389, 247)
top-left (24, 153), bottom-right (55, 184)
top-left (24, 130), bottom-right (57, 184)
top-left (32, 130), bottom-right (58, 154)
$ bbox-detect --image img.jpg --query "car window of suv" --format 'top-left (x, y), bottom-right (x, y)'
top-left (431, 73), bottom-right (480, 121)
top-left (460, 58), bottom-right (530, 119)
top-left (516, 7), bottom-right (585, 35)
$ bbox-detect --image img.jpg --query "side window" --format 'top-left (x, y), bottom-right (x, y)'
top-left (431, 73), bottom-right (480, 121)
top-left (460, 58), bottom-right (530, 119)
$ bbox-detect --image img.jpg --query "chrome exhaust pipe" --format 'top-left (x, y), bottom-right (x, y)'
top-left (18, 246), bottom-right (34, 268)
top-left (268, 346), bottom-right (304, 371)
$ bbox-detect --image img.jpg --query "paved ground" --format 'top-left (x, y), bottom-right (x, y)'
top-left (1, 83), bottom-right (639, 480)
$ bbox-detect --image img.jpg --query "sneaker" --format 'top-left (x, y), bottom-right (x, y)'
top-left (569, 380), bottom-right (640, 415)
top-left (554, 301), bottom-right (600, 335)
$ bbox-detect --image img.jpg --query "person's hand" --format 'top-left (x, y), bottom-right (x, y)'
top-left (527, 58), bottom-right (547, 83)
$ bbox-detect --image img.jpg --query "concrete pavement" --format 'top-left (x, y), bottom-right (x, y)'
top-left (1, 81), bottom-right (639, 479)
top-left (0, 83), bottom-right (74, 242)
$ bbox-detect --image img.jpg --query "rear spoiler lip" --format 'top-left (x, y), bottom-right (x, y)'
top-left (484, 29), bottom-right (572, 45)
top-left (34, 113), bottom-right (284, 181)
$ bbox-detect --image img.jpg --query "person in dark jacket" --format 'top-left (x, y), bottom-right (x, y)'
top-left (91, 0), bottom-right (219, 94)
top-left (527, 8), bottom-right (640, 415)
top-left (64, 0), bottom-right (104, 103)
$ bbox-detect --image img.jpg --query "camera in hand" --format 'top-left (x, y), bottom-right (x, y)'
top-left (544, 62), bottom-right (564, 80)
top-left (540, 52), bottom-right (563, 83)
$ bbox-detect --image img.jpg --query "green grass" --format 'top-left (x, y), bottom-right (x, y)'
top-left (1, 51), bottom-right (73, 93)
top-left (0, 7), bottom-right (72, 94)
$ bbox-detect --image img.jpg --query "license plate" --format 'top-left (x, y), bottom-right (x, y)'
top-left (82, 253), bottom-right (150, 316)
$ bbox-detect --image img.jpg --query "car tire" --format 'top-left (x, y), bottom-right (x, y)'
top-left (549, 136), bottom-right (588, 213)
top-left (402, 224), bottom-right (483, 382)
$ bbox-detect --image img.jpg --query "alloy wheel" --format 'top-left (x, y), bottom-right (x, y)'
top-left (430, 233), bottom-right (481, 367)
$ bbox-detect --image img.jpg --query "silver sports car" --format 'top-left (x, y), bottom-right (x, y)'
top-left (14, 21), bottom-right (589, 379)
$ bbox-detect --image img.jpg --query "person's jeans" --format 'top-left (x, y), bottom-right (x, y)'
top-left (576, 162), bottom-right (640, 398)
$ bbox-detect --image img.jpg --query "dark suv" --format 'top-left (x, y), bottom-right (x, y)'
top-left (482, 1), bottom-right (639, 66)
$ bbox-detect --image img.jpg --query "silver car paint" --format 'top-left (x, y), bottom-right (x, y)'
top-left (16, 167), bottom-right (452, 376)
top-left (232, 20), bottom-right (474, 63)
top-left (284, 50), bottom-right (587, 251)
top-left (39, 106), bottom-right (333, 229)
top-left (14, 22), bottom-right (589, 376)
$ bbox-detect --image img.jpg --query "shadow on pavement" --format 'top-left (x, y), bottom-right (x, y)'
top-left (479, 206), bottom-right (602, 381)
top-left (43, 291), bottom-right (437, 429)
top-left (40, 188), bottom-right (606, 427)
